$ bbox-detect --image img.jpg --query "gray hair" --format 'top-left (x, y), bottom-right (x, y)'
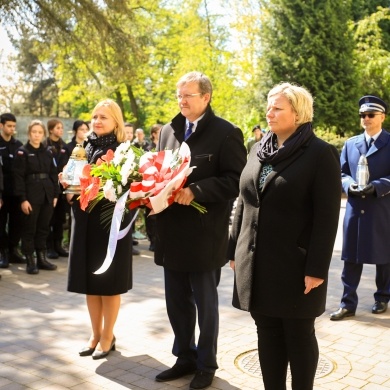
top-left (176, 71), bottom-right (213, 100)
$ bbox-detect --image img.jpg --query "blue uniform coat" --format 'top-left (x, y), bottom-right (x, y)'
top-left (341, 130), bottom-right (390, 265)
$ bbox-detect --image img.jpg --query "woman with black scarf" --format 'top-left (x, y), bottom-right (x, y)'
top-left (63, 99), bottom-right (133, 360)
top-left (228, 83), bottom-right (341, 390)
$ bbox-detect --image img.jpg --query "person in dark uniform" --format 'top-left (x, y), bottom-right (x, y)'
top-left (0, 163), bottom-right (3, 279)
top-left (0, 113), bottom-right (24, 268)
top-left (66, 120), bottom-right (89, 154)
top-left (44, 119), bottom-right (71, 259)
top-left (154, 72), bottom-right (246, 390)
top-left (13, 120), bottom-right (59, 274)
top-left (61, 99), bottom-right (133, 360)
top-left (246, 124), bottom-right (264, 153)
top-left (330, 95), bottom-right (390, 320)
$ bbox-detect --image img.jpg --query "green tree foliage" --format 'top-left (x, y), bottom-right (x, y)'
top-left (2, 0), bottom-right (390, 143)
top-left (258, 0), bottom-right (358, 136)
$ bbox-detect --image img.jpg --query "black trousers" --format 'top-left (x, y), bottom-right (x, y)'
top-left (0, 195), bottom-right (23, 249)
top-left (250, 312), bottom-right (318, 390)
top-left (48, 194), bottom-right (68, 243)
top-left (164, 268), bottom-right (221, 373)
top-left (21, 202), bottom-right (53, 255)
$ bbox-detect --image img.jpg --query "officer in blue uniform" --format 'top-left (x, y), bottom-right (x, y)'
top-left (331, 95), bottom-right (390, 320)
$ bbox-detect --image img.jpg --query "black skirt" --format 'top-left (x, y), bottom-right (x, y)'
top-left (67, 199), bottom-right (133, 295)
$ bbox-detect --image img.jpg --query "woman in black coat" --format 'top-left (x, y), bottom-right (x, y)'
top-left (13, 120), bottom-right (59, 274)
top-left (228, 83), bottom-right (341, 390)
top-left (62, 99), bottom-right (132, 360)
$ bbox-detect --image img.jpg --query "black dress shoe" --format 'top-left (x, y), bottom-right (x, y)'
top-left (132, 248), bottom-right (140, 256)
top-left (155, 363), bottom-right (197, 382)
top-left (92, 337), bottom-right (116, 360)
top-left (372, 301), bottom-right (388, 314)
top-left (190, 370), bottom-right (215, 390)
top-left (330, 307), bottom-right (355, 321)
top-left (79, 346), bottom-right (96, 356)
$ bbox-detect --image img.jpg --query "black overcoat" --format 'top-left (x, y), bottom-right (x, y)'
top-left (67, 139), bottom-right (133, 296)
top-left (155, 106), bottom-right (247, 272)
top-left (228, 135), bottom-right (341, 318)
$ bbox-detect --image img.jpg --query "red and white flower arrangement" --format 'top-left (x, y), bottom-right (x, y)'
top-left (77, 141), bottom-right (206, 274)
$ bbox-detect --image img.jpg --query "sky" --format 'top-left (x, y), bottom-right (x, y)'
top-left (0, 26), bottom-right (14, 56)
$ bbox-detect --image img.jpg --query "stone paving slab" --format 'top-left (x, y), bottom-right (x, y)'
top-left (1, 200), bottom-right (390, 389)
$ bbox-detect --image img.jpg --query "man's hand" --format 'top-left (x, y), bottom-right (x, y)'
top-left (174, 187), bottom-right (195, 205)
top-left (362, 183), bottom-right (376, 196)
top-left (348, 183), bottom-right (363, 197)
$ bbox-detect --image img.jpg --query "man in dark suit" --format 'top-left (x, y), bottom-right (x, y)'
top-left (330, 95), bottom-right (390, 320)
top-left (0, 113), bottom-right (24, 268)
top-left (154, 71), bottom-right (246, 389)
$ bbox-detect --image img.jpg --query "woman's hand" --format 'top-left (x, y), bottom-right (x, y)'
top-left (58, 170), bottom-right (69, 188)
top-left (21, 200), bottom-right (32, 215)
top-left (66, 193), bottom-right (74, 204)
top-left (304, 276), bottom-right (324, 294)
top-left (230, 260), bottom-right (235, 271)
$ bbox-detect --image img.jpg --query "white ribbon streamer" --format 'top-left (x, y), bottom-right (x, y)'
top-left (94, 190), bottom-right (139, 274)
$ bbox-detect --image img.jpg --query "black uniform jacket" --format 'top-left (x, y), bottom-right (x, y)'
top-left (13, 142), bottom-right (59, 205)
top-left (228, 135), bottom-right (341, 318)
top-left (0, 135), bottom-right (23, 196)
top-left (155, 106), bottom-right (247, 272)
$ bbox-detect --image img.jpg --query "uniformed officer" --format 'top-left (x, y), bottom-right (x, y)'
top-left (0, 113), bottom-right (24, 268)
top-left (13, 120), bottom-right (59, 274)
top-left (330, 95), bottom-right (390, 320)
top-left (44, 119), bottom-right (70, 259)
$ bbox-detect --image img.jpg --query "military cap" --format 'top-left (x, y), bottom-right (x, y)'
top-left (359, 95), bottom-right (388, 114)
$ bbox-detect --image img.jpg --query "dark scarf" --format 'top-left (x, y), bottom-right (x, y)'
top-left (257, 122), bottom-right (314, 165)
top-left (86, 132), bottom-right (117, 162)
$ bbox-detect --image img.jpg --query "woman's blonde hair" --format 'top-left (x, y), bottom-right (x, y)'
top-left (28, 120), bottom-right (47, 137)
top-left (268, 82), bottom-right (314, 125)
top-left (92, 99), bottom-right (126, 142)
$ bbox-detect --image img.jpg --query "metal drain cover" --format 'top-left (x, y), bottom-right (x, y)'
top-left (235, 349), bottom-right (334, 379)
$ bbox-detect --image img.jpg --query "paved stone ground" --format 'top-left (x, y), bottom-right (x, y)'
top-left (0, 199), bottom-right (389, 390)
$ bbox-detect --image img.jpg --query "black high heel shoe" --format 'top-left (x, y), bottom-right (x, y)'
top-left (79, 346), bottom-right (96, 356)
top-left (92, 337), bottom-right (116, 360)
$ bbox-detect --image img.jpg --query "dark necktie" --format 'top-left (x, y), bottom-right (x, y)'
top-left (368, 138), bottom-right (374, 149)
top-left (184, 122), bottom-right (194, 141)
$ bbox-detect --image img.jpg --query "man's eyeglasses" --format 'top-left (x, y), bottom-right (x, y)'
top-left (359, 113), bottom-right (382, 119)
top-left (176, 93), bottom-right (202, 100)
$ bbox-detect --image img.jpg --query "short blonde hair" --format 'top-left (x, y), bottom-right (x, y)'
top-left (268, 82), bottom-right (314, 125)
top-left (91, 99), bottom-right (126, 142)
top-left (28, 120), bottom-right (47, 137)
